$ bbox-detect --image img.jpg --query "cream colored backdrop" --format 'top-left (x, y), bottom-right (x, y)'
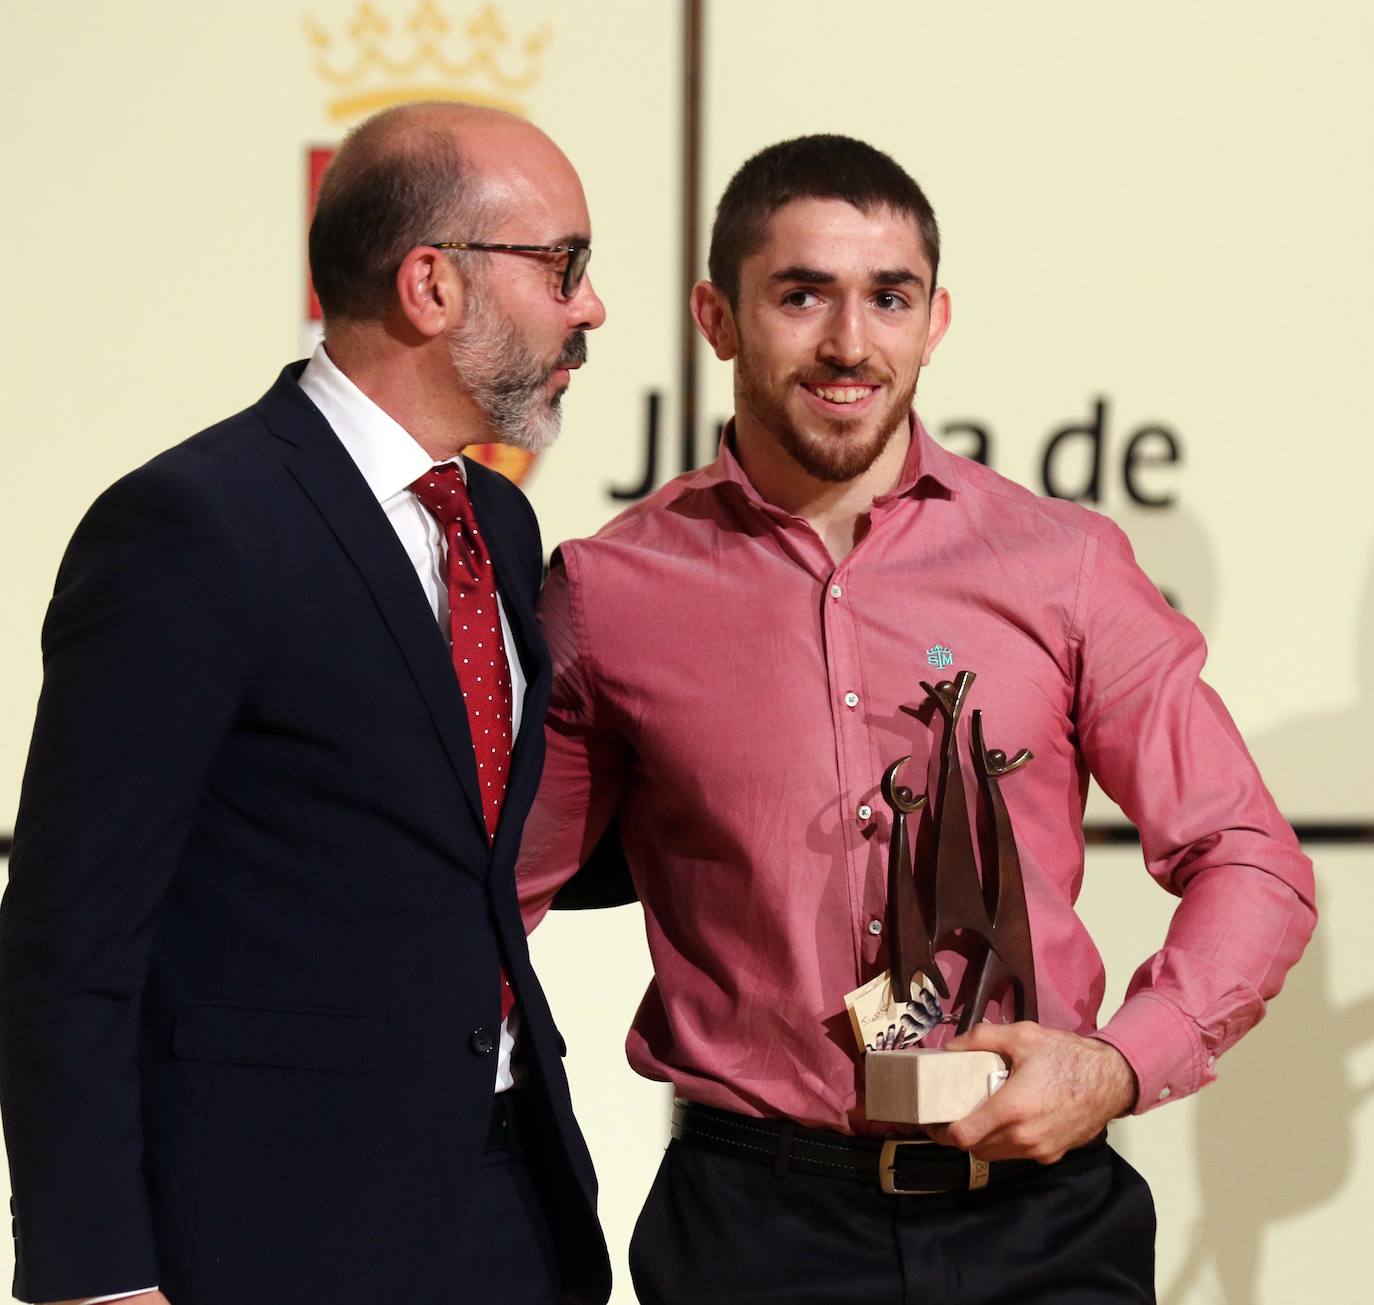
top-left (2, 2), bottom-right (1370, 1302)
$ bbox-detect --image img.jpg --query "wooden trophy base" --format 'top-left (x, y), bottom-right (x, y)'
top-left (865, 1048), bottom-right (1009, 1125)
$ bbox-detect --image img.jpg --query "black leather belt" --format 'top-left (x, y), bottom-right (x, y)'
top-left (671, 1099), bottom-right (1106, 1195)
top-left (486, 1091), bottom-right (521, 1152)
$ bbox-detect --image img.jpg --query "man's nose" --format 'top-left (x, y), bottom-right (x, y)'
top-left (820, 300), bottom-right (868, 369)
top-left (569, 273), bottom-right (607, 330)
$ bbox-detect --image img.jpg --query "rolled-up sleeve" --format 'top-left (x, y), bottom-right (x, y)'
top-left (1072, 522), bottom-right (1316, 1112)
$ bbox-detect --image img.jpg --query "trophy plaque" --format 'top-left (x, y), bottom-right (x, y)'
top-left (857, 669), bottom-right (1038, 1125)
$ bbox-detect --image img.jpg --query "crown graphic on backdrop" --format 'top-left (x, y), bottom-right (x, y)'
top-left (305, 1), bottom-right (549, 121)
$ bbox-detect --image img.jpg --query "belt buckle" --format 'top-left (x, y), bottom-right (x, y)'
top-left (878, 1139), bottom-right (990, 1195)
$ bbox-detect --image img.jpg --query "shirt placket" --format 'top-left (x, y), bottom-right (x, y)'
top-left (755, 500), bottom-right (901, 997)
top-left (820, 554), bottom-right (890, 986)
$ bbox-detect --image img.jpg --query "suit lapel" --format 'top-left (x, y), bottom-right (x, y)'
top-left (256, 369), bottom-right (489, 841)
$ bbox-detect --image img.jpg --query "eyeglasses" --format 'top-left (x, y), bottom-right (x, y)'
top-left (429, 241), bottom-right (592, 300)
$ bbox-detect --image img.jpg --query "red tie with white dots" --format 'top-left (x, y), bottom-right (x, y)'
top-left (409, 464), bottom-right (516, 1019)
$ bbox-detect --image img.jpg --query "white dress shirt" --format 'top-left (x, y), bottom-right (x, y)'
top-left (77, 346), bottom-right (528, 1305)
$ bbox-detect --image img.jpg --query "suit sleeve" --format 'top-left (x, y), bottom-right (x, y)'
top-left (1073, 522), bottom-right (1316, 1113)
top-left (518, 545), bottom-right (633, 931)
top-left (0, 465), bottom-right (254, 1301)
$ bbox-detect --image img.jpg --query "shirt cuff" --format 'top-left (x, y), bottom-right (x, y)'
top-left (1093, 990), bottom-right (1214, 1113)
top-left (80, 1291), bottom-right (158, 1303)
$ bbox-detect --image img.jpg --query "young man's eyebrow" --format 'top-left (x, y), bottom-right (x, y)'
top-left (874, 268), bottom-right (925, 290)
top-left (769, 265), bottom-right (836, 285)
top-left (767, 265), bottom-right (927, 291)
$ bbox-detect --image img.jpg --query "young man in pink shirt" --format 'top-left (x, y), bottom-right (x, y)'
top-left (520, 134), bottom-right (1314, 1304)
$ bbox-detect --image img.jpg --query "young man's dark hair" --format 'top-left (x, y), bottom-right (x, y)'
top-left (706, 134), bottom-right (941, 307)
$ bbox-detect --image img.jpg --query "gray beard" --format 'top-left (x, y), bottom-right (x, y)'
top-left (448, 295), bottom-right (563, 454)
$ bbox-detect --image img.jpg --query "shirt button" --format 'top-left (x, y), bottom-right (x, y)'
top-left (1206, 1055), bottom-right (1215, 1069)
top-left (843, 691), bottom-right (860, 708)
top-left (829, 583), bottom-right (843, 599)
top-left (857, 803), bottom-right (873, 821)
top-left (1157, 1086), bottom-right (1171, 1101)
top-left (469, 1027), bottom-right (496, 1056)
top-left (867, 918), bottom-right (882, 936)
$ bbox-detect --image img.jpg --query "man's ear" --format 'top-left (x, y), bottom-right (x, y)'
top-left (691, 281), bottom-right (739, 361)
top-left (395, 246), bottom-right (464, 339)
top-left (922, 287), bottom-right (952, 366)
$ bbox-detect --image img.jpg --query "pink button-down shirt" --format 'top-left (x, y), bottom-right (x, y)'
top-left (519, 417), bottom-right (1315, 1134)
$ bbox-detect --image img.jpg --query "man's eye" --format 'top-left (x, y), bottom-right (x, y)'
top-left (874, 291), bottom-right (909, 311)
top-left (782, 289), bottom-right (817, 308)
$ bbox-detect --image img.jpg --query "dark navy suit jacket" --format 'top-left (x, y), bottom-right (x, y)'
top-left (0, 365), bottom-right (609, 1304)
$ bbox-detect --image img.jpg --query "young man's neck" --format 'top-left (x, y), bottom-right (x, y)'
top-left (732, 411), bottom-right (911, 565)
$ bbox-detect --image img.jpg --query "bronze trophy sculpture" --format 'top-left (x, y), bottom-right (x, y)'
top-left (862, 670), bottom-right (1039, 1151)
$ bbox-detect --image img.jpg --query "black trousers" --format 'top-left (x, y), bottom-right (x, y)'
top-left (629, 1138), bottom-right (1156, 1305)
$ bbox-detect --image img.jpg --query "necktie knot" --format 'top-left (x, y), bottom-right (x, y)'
top-left (408, 464), bottom-right (475, 533)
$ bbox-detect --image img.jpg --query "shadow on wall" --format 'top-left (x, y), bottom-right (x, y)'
top-left (1123, 507), bottom-right (1374, 820)
top-left (1160, 550), bottom-right (1374, 1305)
top-left (1159, 928), bottom-right (1374, 1305)
top-left (1244, 551), bottom-right (1374, 823)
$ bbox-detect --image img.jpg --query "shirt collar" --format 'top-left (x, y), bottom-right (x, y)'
top-left (675, 411), bottom-right (961, 512)
top-left (296, 342), bottom-right (464, 503)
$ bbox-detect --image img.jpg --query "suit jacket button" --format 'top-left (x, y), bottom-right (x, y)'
top-left (469, 1027), bottom-right (496, 1056)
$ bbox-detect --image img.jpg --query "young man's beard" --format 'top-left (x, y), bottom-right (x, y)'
top-left (735, 337), bottom-right (917, 483)
top-left (447, 285), bottom-right (587, 453)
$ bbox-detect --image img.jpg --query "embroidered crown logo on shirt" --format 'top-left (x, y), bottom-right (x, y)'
top-left (926, 644), bottom-right (954, 670)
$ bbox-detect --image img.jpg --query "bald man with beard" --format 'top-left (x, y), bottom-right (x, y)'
top-left (0, 103), bottom-right (610, 1305)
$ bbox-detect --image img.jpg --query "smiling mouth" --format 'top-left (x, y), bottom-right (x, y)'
top-left (802, 383), bottom-right (877, 406)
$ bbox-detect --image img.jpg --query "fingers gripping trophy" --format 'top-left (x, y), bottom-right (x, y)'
top-left (846, 670), bottom-right (1039, 1168)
